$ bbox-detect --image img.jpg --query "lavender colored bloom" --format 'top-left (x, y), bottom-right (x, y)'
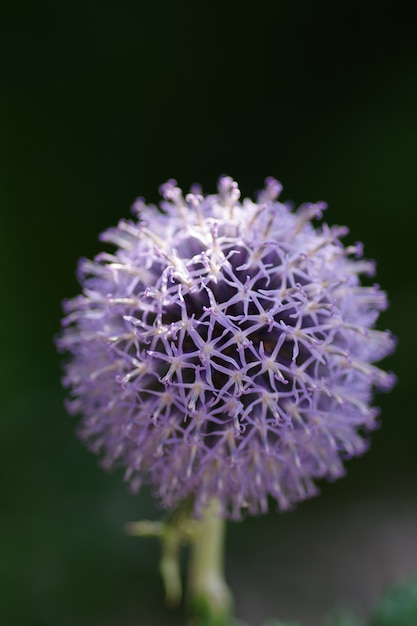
top-left (57, 177), bottom-right (396, 518)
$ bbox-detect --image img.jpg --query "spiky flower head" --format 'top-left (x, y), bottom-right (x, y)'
top-left (57, 177), bottom-right (396, 518)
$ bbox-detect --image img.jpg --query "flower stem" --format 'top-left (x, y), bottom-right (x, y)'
top-left (187, 499), bottom-right (233, 626)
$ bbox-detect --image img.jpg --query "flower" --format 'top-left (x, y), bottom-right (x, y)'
top-left (57, 177), bottom-right (396, 518)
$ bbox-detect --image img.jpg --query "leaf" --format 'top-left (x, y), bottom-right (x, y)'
top-left (369, 576), bottom-right (417, 626)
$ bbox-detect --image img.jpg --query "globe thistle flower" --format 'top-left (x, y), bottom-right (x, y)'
top-left (57, 177), bottom-right (396, 519)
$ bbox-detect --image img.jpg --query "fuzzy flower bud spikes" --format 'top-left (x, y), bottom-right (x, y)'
top-left (57, 177), bottom-right (396, 519)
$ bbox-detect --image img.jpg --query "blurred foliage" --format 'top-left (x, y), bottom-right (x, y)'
top-left (262, 576), bottom-right (417, 625)
top-left (369, 576), bottom-right (417, 626)
top-left (262, 620), bottom-right (300, 626)
top-left (325, 610), bottom-right (363, 626)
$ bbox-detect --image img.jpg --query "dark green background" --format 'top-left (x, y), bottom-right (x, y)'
top-left (1, 2), bottom-right (416, 625)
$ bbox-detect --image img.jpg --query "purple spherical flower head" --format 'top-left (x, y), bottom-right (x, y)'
top-left (57, 177), bottom-right (396, 519)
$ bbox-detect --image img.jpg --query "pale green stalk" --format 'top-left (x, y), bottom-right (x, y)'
top-left (187, 499), bottom-right (233, 626)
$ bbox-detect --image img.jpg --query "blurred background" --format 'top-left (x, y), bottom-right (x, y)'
top-left (1, 1), bottom-right (416, 625)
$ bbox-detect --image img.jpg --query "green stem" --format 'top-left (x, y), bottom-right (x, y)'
top-left (187, 499), bottom-right (233, 626)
